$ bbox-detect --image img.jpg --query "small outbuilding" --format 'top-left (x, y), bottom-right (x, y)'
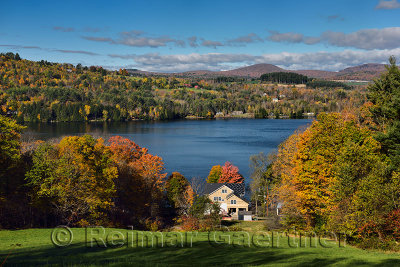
top-left (238, 211), bottom-right (253, 221)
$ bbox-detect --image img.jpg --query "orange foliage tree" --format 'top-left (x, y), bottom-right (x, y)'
top-left (108, 136), bottom-right (167, 227)
top-left (272, 130), bottom-right (303, 226)
top-left (219, 161), bottom-right (244, 183)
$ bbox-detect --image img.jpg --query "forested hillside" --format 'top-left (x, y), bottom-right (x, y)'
top-left (0, 52), bottom-right (367, 122)
top-left (252, 57), bottom-right (400, 250)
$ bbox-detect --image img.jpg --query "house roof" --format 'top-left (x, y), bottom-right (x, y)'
top-left (204, 183), bottom-right (245, 196)
top-left (226, 192), bottom-right (243, 200)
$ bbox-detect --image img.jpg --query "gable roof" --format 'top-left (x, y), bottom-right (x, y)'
top-left (204, 183), bottom-right (245, 196)
top-left (226, 192), bottom-right (242, 200)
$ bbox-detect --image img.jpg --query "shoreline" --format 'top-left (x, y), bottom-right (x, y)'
top-left (19, 116), bottom-right (316, 125)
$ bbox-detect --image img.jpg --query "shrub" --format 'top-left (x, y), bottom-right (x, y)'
top-left (264, 213), bottom-right (283, 231)
top-left (181, 215), bottom-right (200, 231)
top-left (385, 209), bottom-right (400, 240)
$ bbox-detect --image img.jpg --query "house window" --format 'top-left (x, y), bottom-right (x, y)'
top-left (231, 200), bottom-right (236, 204)
top-left (219, 197), bottom-right (222, 201)
top-left (214, 197), bottom-right (222, 201)
top-left (222, 189), bottom-right (227, 193)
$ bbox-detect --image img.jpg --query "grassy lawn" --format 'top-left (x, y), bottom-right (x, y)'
top-left (1, 226), bottom-right (400, 266)
top-left (223, 220), bottom-right (266, 232)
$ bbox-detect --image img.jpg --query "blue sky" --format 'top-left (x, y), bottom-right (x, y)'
top-left (1, 0), bottom-right (400, 71)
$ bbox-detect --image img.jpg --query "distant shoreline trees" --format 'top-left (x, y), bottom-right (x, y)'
top-left (0, 52), bottom-right (365, 122)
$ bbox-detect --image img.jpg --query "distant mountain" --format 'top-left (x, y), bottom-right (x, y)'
top-left (128, 64), bottom-right (286, 78)
top-left (339, 63), bottom-right (386, 74)
top-left (127, 63), bottom-right (388, 81)
top-left (334, 63), bottom-right (387, 81)
top-left (217, 64), bottom-right (285, 77)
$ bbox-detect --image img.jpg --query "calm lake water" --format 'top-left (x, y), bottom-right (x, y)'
top-left (23, 119), bottom-right (312, 182)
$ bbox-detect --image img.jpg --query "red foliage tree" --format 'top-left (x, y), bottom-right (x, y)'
top-left (385, 208), bottom-right (400, 240)
top-left (218, 161), bottom-right (244, 183)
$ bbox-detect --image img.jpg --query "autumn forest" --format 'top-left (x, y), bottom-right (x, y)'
top-left (0, 52), bottom-right (364, 122)
top-left (2, 52), bottom-right (400, 251)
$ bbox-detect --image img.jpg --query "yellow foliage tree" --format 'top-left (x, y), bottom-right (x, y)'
top-left (26, 135), bottom-right (118, 226)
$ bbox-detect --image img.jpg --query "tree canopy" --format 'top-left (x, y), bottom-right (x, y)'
top-left (260, 72), bottom-right (309, 84)
top-left (268, 57), bottom-right (400, 248)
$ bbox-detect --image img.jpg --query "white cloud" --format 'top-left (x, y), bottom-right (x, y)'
top-left (188, 36), bottom-right (198, 47)
top-left (82, 36), bottom-right (114, 43)
top-left (119, 31), bottom-right (184, 47)
top-left (83, 30), bottom-right (185, 48)
top-left (268, 27), bottom-right (400, 50)
top-left (53, 26), bottom-right (75, 32)
top-left (0, 44), bottom-right (98, 56)
top-left (83, 30), bottom-right (267, 49)
top-left (322, 27), bottom-right (400, 50)
top-left (53, 49), bottom-right (99, 56)
top-left (268, 31), bottom-right (305, 43)
top-left (255, 49), bottom-right (400, 70)
top-left (200, 40), bottom-right (224, 49)
top-left (0, 44), bottom-right (42, 50)
top-left (109, 49), bottom-right (400, 72)
top-left (375, 0), bottom-right (400, 9)
top-left (227, 33), bottom-right (263, 44)
top-left (109, 53), bottom-right (255, 72)
top-left (267, 31), bottom-right (320, 45)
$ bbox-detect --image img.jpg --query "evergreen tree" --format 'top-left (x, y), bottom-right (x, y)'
top-left (368, 56), bottom-right (400, 168)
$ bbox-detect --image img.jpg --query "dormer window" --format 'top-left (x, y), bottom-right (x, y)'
top-left (222, 189), bottom-right (227, 193)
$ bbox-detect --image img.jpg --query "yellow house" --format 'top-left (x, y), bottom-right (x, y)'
top-left (204, 183), bottom-right (249, 218)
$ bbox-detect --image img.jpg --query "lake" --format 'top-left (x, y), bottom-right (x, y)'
top-left (23, 119), bottom-right (312, 182)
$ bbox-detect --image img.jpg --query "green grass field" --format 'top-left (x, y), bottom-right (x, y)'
top-left (1, 223), bottom-right (400, 266)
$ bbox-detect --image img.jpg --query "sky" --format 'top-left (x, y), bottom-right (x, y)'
top-left (1, 0), bottom-right (400, 72)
